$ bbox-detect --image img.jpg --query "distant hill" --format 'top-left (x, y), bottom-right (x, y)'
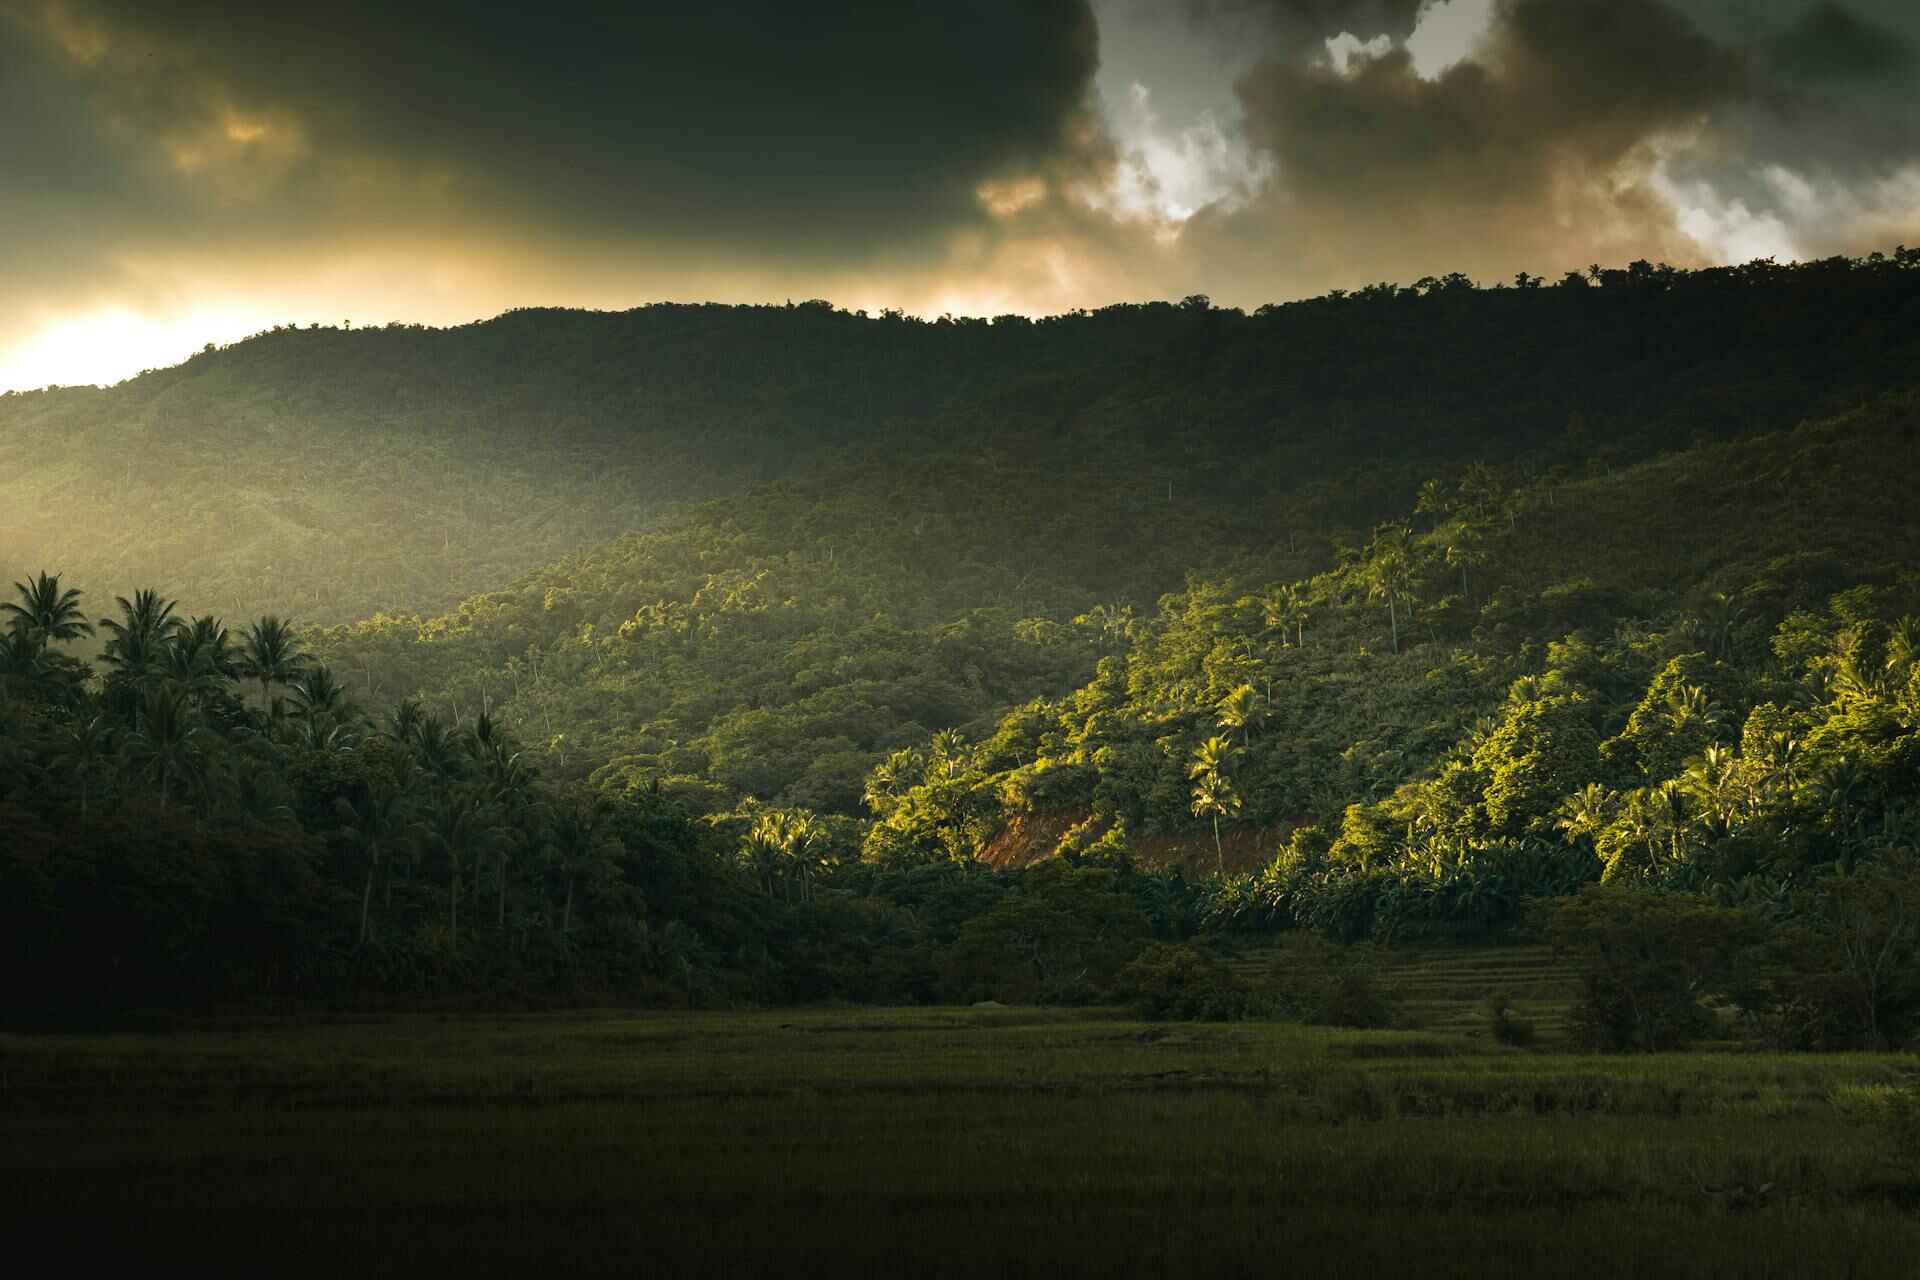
top-left (6, 252), bottom-right (1918, 626)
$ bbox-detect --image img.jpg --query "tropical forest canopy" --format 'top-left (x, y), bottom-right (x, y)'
top-left (5, 250), bottom-right (1920, 1042)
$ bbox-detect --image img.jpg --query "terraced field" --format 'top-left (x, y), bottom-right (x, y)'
top-left (1383, 944), bottom-right (1582, 1040)
top-left (4, 973), bottom-right (1917, 1276)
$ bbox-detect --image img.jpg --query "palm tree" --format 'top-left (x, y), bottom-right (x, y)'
top-left (411, 712), bottom-right (464, 781)
top-left (99, 588), bottom-right (184, 681)
top-left (49, 712), bottom-right (115, 818)
top-left (1444, 530), bottom-right (1488, 600)
top-left (287, 665), bottom-right (352, 725)
top-left (862, 746), bottom-right (922, 814)
top-left (928, 729), bottom-right (969, 780)
top-left (238, 615), bottom-right (309, 714)
top-left (417, 789), bottom-right (496, 950)
top-left (1553, 782), bottom-right (1616, 849)
top-left (386, 696), bottom-right (426, 745)
top-left (3, 571), bottom-right (93, 647)
top-left (742, 811), bottom-right (786, 898)
top-left (1263, 584), bottom-right (1308, 649)
top-left (1189, 768), bottom-right (1242, 877)
top-left (1363, 530), bottom-right (1416, 655)
top-left (1216, 684), bottom-right (1263, 747)
top-left (1188, 734), bottom-right (1240, 782)
top-left (336, 781), bottom-right (412, 948)
top-left (478, 740), bottom-right (542, 928)
top-left (546, 790), bottom-right (616, 934)
top-left (765, 808), bottom-right (826, 904)
top-left (122, 683), bottom-right (205, 810)
top-left (1188, 735), bottom-right (1243, 875)
top-left (0, 627), bottom-right (49, 701)
top-left (163, 615), bottom-right (238, 709)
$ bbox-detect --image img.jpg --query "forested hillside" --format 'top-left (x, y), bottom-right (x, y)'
top-left (863, 396), bottom-right (1920, 894)
top-left (5, 252), bottom-right (1920, 1030)
top-left (5, 253), bottom-right (1917, 622)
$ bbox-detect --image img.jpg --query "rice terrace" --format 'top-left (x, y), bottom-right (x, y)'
top-left (6, 944), bottom-right (1918, 1275)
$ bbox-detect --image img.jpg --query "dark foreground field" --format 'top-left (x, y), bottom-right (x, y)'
top-left (4, 954), bottom-right (1917, 1277)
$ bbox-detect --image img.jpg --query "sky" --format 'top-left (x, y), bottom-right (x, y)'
top-left (3, 0), bottom-right (1919, 391)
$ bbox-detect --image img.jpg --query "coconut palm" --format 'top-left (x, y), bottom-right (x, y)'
top-left (1189, 768), bottom-right (1242, 877)
top-left (48, 712), bottom-right (115, 818)
top-left (1363, 535), bottom-right (1415, 655)
top-left (1216, 683), bottom-right (1263, 747)
top-left (386, 696), bottom-right (426, 745)
top-left (416, 789), bottom-right (497, 950)
top-left (1188, 736), bottom-right (1243, 875)
top-left (122, 683), bottom-right (206, 810)
top-left (0, 627), bottom-right (49, 700)
top-left (3, 571), bottom-right (93, 647)
top-left (163, 615), bottom-right (238, 708)
top-left (99, 588), bottom-right (184, 680)
top-left (477, 740), bottom-right (542, 927)
top-left (546, 790), bottom-right (616, 934)
top-left (336, 780), bottom-right (412, 948)
top-left (1187, 734), bottom-right (1241, 782)
top-left (742, 811), bottom-right (786, 898)
top-left (287, 665), bottom-right (352, 724)
top-left (927, 728), bottom-right (969, 780)
top-left (410, 711), bottom-right (464, 781)
top-left (1553, 782), bottom-right (1616, 848)
top-left (1263, 584), bottom-right (1309, 649)
top-left (862, 746), bottom-right (922, 814)
top-left (238, 615), bottom-right (309, 714)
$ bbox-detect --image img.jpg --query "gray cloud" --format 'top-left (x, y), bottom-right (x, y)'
top-left (1159, 0), bottom-right (1920, 296)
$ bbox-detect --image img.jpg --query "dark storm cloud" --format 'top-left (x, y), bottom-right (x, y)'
top-left (1766, 2), bottom-right (1917, 80)
top-left (0, 1), bottom-right (1105, 287)
top-left (1182, 0), bottom-right (1426, 56)
top-left (1164, 0), bottom-right (1920, 294)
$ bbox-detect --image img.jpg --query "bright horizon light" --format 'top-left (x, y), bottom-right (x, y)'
top-left (0, 304), bottom-right (285, 394)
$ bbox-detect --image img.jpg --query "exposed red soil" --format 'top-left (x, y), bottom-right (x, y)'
top-left (979, 809), bottom-right (1290, 875)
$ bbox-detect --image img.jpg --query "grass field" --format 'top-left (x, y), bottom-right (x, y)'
top-left (4, 947), bottom-right (1917, 1276)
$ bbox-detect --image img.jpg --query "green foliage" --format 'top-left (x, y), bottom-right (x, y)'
top-left (1270, 938), bottom-right (1397, 1028)
top-left (936, 863), bottom-right (1150, 1005)
top-left (9, 258), bottom-right (1920, 1018)
top-left (1542, 887), bottom-right (1762, 1052)
top-left (1112, 942), bottom-right (1256, 1020)
top-left (1486, 991), bottom-right (1537, 1047)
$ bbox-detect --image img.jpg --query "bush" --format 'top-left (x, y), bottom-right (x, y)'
top-left (1113, 943), bottom-right (1254, 1021)
top-left (1541, 885), bottom-right (1761, 1052)
top-left (1486, 991), bottom-right (1536, 1046)
top-left (1271, 938), bottom-right (1396, 1029)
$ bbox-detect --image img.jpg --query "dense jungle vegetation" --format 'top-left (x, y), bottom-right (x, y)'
top-left (4, 251), bottom-right (1920, 1046)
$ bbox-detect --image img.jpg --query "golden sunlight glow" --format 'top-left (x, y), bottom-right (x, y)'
top-left (0, 305), bottom-right (276, 392)
top-left (224, 117), bottom-right (271, 144)
top-left (42, 1), bottom-right (111, 64)
top-left (976, 176), bottom-right (1049, 218)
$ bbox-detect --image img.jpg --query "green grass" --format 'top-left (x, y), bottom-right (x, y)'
top-left (4, 994), bottom-right (1918, 1276)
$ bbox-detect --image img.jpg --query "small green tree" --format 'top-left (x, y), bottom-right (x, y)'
top-left (1543, 886), bottom-right (1759, 1051)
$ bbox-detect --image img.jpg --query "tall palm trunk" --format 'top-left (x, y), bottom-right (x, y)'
top-left (1212, 814), bottom-right (1224, 876)
top-left (358, 845), bottom-right (378, 948)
